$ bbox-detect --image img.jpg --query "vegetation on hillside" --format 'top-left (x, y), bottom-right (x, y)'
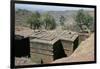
top-left (27, 12), bottom-right (56, 30)
top-left (27, 12), bottom-right (41, 30)
top-left (42, 13), bottom-right (56, 30)
top-left (75, 9), bottom-right (93, 33)
top-left (15, 9), bottom-right (94, 32)
top-left (59, 15), bottom-right (66, 30)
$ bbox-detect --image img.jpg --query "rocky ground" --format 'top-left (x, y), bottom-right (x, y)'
top-left (15, 26), bottom-right (95, 65)
top-left (15, 57), bottom-right (37, 66)
top-left (52, 33), bottom-right (94, 63)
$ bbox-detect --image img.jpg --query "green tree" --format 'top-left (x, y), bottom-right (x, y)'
top-left (27, 17), bottom-right (33, 29)
top-left (59, 15), bottom-right (65, 26)
top-left (59, 15), bottom-right (66, 30)
top-left (27, 11), bottom-right (42, 30)
top-left (75, 9), bottom-right (93, 33)
top-left (43, 13), bottom-right (56, 30)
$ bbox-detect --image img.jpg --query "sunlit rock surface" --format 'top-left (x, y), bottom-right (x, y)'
top-left (52, 33), bottom-right (94, 63)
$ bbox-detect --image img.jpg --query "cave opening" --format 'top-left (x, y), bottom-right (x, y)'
top-left (14, 35), bottom-right (30, 57)
top-left (53, 40), bottom-right (67, 60)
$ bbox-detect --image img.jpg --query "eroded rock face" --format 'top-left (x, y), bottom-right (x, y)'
top-left (15, 27), bottom-right (79, 64)
top-left (52, 34), bottom-right (94, 63)
top-left (30, 30), bottom-right (79, 63)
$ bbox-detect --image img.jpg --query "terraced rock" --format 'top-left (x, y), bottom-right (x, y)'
top-left (52, 33), bottom-right (94, 63)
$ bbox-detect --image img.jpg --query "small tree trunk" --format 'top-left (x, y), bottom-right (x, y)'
top-left (30, 23), bottom-right (32, 29)
top-left (85, 26), bottom-right (91, 36)
top-left (87, 28), bottom-right (91, 36)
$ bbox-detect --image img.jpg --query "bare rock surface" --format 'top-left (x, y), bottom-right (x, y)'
top-left (52, 33), bottom-right (94, 63)
top-left (15, 57), bottom-right (36, 66)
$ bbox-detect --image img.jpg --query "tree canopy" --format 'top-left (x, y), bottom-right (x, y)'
top-left (75, 9), bottom-right (93, 32)
top-left (27, 12), bottom-right (56, 30)
top-left (41, 13), bottom-right (56, 30)
top-left (27, 11), bottom-right (41, 30)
